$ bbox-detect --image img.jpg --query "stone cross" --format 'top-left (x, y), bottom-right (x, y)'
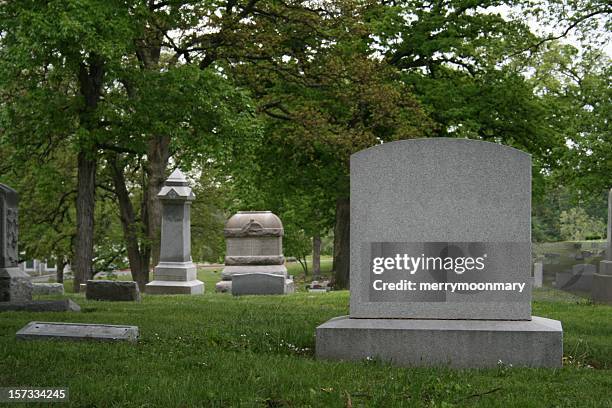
top-left (145, 169), bottom-right (204, 295)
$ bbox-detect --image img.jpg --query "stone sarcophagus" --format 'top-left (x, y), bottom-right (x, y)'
top-left (216, 211), bottom-right (293, 294)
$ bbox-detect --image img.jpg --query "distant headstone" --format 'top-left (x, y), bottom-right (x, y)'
top-left (232, 273), bottom-right (295, 295)
top-left (146, 169), bottom-right (204, 295)
top-left (16, 321), bottom-right (138, 342)
top-left (0, 299), bottom-right (80, 312)
top-left (593, 189), bottom-right (612, 304)
top-left (555, 264), bottom-right (595, 292)
top-left (0, 184), bottom-right (32, 302)
top-left (316, 139), bottom-right (562, 368)
top-left (32, 283), bottom-right (65, 296)
top-left (533, 262), bottom-right (543, 288)
top-left (86, 280), bottom-right (141, 301)
top-left (215, 211), bottom-right (293, 294)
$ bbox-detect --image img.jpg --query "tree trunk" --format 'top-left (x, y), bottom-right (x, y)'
top-left (73, 55), bottom-right (104, 293)
top-left (56, 255), bottom-right (66, 284)
top-left (145, 136), bottom-right (171, 268)
top-left (332, 197), bottom-right (350, 289)
top-left (109, 155), bottom-right (151, 291)
top-left (313, 235), bottom-right (321, 280)
top-left (73, 150), bottom-right (96, 292)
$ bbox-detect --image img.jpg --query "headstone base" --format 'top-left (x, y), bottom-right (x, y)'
top-left (86, 280), bottom-right (140, 301)
top-left (316, 315), bottom-right (562, 368)
top-left (0, 267), bottom-right (33, 302)
top-left (232, 273), bottom-right (294, 296)
top-left (32, 283), bottom-right (65, 296)
top-left (145, 280), bottom-right (204, 295)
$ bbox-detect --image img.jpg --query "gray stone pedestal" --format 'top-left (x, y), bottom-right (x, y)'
top-left (0, 267), bottom-right (33, 302)
top-left (146, 169), bottom-right (203, 295)
top-left (316, 316), bottom-right (563, 368)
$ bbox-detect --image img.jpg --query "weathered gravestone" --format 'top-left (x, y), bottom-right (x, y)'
top-left (533, 262), bottom-right (543, 288)
top-left (316, 138), bottom-right (563, 368)
top-left (146, 169), bottom-right (204, 295)
top-left (86, 280), bottom-right (141, 301)
top-left (215, 211), bottom-right (294, 295)
top-left (593, 189), bottom-right (612, 304)
top-left (17, 321), bottom-right (138, 342)
top-left (555, 264), bottom-right (595, 292)
top-left (0, 184), bottom-right (32, 302)
top-left (32, 283), bottom-right (65, 296)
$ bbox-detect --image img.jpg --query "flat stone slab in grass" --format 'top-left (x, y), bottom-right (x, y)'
top-left (32, 283), bottom-right (65, 295)
top-left (16, 321), bottom-right (138, 343)
top-left (86, 280), bottom-right (141, 301)
top-left (0, 299), bottom-right (80, 312)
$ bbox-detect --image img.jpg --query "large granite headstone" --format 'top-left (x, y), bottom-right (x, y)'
top-left (316, 139), bottom-right (563, 368)
top-left (146, 169), bottom-right (204, 295)
top-left (215, 211), bottom-right (293, 294)
top-left (593, 189), bottom-right (612, 304)
top-left (0, 184), bottom-right (32, 302)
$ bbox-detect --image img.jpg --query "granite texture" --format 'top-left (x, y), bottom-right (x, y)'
top-left (232, 273), bottom-right (294, 296)
top-left (146, 169), bottom-right (203, 295)
top-left (0, 299), bottom-right (80, 312)
top-left (533, 262), bottom-right (543, 288)
top-left (86, 280), bottom-right (141, 301)
top-left (17, 321), bottom-right (137, 342)
top-left (32, 283), bottom-right (65, 296)
top-left (349, 138), bottom-right (532, 320)
top-left (0, 267), bottom-right (33, 302)
top-left (591, 273), bottom-right (612, 304)
top-left (316, 315), bottom-right (562, 368)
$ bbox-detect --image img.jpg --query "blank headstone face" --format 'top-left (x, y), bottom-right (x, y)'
top-left (350, 138), bottom-right (532, 320)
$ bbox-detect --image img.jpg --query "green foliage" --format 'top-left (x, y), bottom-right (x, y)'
top-left (559, 207), bottom-right (606, 241)
top-left (0, 277), bottom-right (610, 406)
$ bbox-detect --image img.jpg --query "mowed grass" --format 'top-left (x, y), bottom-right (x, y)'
top-left (0, 269), bottom-right (610, 407)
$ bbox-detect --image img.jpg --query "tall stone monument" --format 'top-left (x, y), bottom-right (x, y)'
top-left (146, 169), bottom-right (204, 295)
top-left (316, 138), bottom-right (563, 368)
top-left (592, 188), bottom-right (612, 304)
top-left (0, 183), bottom-right (32, 302)
top-left (215, 211), bottom-right (293, 295)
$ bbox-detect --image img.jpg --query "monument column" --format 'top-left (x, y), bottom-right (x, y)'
top-left (145, 169), bottom-right (204, 295)
top-left (592, 189), bottom-right (612, 304)
top-left (0, 183), bottom-right (33, 302)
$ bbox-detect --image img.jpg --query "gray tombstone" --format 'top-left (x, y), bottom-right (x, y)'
top-left (86, 280), bottom-right (141, 301)
top-left (146, 169), bottom-right (204, 295)
top-left (32, 283), bottom-right (65, 296)
top-left (215, 211), bottom-right (293, 294)
top-left (0, 184), bottom-right (32, 302)
top-left (533, 262), bottom-right (543, 288)
top-left (555, 263), bottom-right (595, 292)
top-left (16, 321), bottom-right (138, 342)
top-left (316, 139), bottom-right (562, 368)
top-left (232, 273), bottom-right (295, 295)
top-left (593, 189), bottom-right (612, 304)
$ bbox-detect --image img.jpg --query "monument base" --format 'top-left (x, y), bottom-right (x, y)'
top-left (592, 272), bottom-right (612, 304)
top-left (145, 280), bottom-right (204, 295)
top-left (316, 316), bottom-right (562, 368)
top-left (0, 267), bottom-right (33, 302)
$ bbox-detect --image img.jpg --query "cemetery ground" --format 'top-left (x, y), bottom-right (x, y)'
top-left (0, 263), bottom-right (610, 407)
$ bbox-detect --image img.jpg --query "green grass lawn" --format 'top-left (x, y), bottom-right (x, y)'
top-left (1, 269), bottom-right (611, 407)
